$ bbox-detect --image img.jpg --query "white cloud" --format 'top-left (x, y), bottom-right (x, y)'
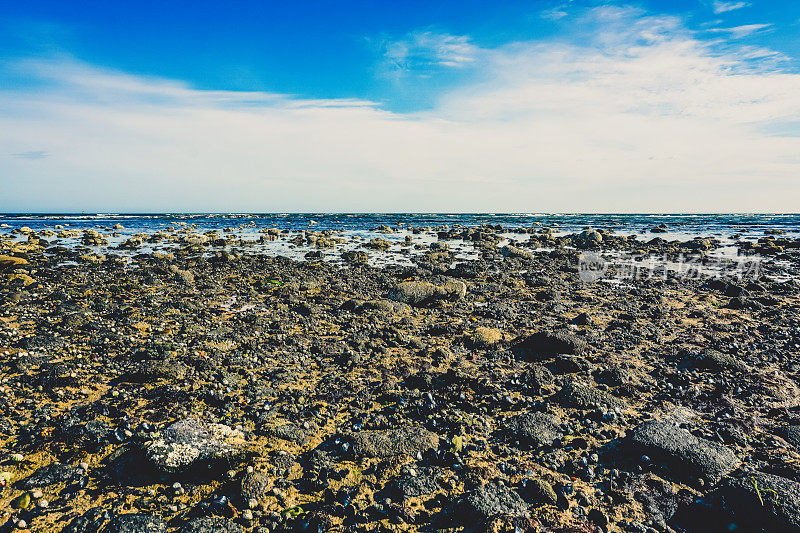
top-left (540, 6), bottom-right (569, 21)
top-left (708, 23), bottom-right (773, 39)
top-left (712, 1), bottom-right (749, 14)
top-left (2, 7), bottom-right (800, 212)
top-left (383, 31), bottom-right (478, 73)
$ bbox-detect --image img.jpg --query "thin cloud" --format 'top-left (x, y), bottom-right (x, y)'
top-left (712, 1), bottom-right (749, 14)
top-left (541, 6), bottom-right (569, 21)
top-left (383, 31), bottom-right (478, 74)
top-left (11, 150), bottom-right (48, 160)
top-left (708, 23), bottom-right (773, 39)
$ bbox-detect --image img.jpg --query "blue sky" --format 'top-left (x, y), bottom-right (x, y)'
top-left (2, 1), bottom-right (800, 211)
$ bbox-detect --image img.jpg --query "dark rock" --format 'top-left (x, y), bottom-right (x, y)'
top-left (512, 330), bottom-right (587, 360)
top-left (102, 513), bottom-right (166, 533)
top-left (784, 425), bottom-right (800, 449)
top-left (504, 412), bottom-right (563, 448)
top-left (549, 354), bottom-right (592, 374)
top-left (59, 419), bottom-right (114, 450)
top-left (554, 381), bottom-right (626, 410)
top-left (520, 478), bottom-right (558, 506)
top-left (693, 349), bottom-right (744, 371)
top-left (349, 426), bottom-right (439, 458)
top-left (21, 462), bottom-right (81, 489)
top-left (240, 471), bottom-right (271, 502)
top-left (454, 482), bottom-right (529, 525)
top-left (62, 508), bottom-right (110, 533)
top-left (178, 517), bottom-right (243, 533)
top-left (525, 365), bottom-right (554, 391)
top-left (713, 471), bottom-right (800, 533)
top-left (389, 469), bottom-right (440, 500)
top-left (627, 420), bottom-right (740, 483)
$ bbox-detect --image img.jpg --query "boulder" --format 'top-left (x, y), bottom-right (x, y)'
top-left (388, 280), bottom-right (466, 307)
top-left (627, 420), bottom-right (740, 484)
top-left (349, 426), bottom-right (439, 458)
top-left (454, 482), bottom-right (529, 525)
top-left (504, 412), bottom-right (564, 448)
top-left (144, 419), bottom-right (247, 473)
top-left (102, 513), bottom-right (166, 533)
top-left (713, 472), bottom-right (800, 533)
top-left (471, 327), bottom-right (504, 348)
top-left (554, 382), bottom-right (626, 410)
top-left (21, 463), bottom-right (81, 489)
top-left (512, 330), bottom-right (587, 360)
top-left (178, 517), bottom-right (243, 533)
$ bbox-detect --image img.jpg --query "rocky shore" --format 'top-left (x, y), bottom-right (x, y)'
top-left (1, 223), bottom-right (800, 532)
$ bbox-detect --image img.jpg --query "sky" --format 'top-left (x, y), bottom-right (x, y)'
top-left (1, 0), bottom-right (800, 213)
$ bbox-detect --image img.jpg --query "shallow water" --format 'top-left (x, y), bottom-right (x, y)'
top-left (1, 212), bottom-right (798, 238)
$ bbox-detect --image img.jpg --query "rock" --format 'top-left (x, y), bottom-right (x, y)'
top-left (693, 349), bottom-right (745, 371)
top-left (511, 330), bottom-right (587, 360)
top-left (783, 425), bottom-right (800, 449)
top-left (627, 420), bottom-right (740, 484)
top-left (454, 482), bottom-right (529, 525)
top-left (713, 472), bottom-right (800, 532)
top-left (365, 238), bottom-right (391, 250)
top-left (388, 280), bottom-right (466, 306)
top-left (269, 422), bottom-right (318, 445)
top-left (525, 365), bottom-right (554, 391)
top-left (178, 517), bottom-right (243, 533)
top-left (574, 229), bottom-right (603, 249)
top-left (550, 354), bottom-right (592, 374)
top-left (59, 419), bottom-right (114, 449)
top-left (168, 265), bottom-right (195, 285)
top-left (62, 507), bottom-right (110, 533)
top-left (520, 478), bottom-right (558, 506)
top-left (501, 245), bottom-right (533, 260)
top-left (11, 492), bottom-right (31, 509)
top-left (21, 463), bottom-right (81, 489)
top-left (102, 513), bottom-right (166, 533)
top-left (361, 300), bottom-right (412, 315)
top-left (81, 230), bottom-right (109, 246)
top-left (145, 418), bottom-right (247, 473)
top-left (127, 360), bottom-right (187, 382)
top-left (390, 470), bottom-right (440, 500)
top-left (0, 255), bottom-right (28, 270)
top-left (7, 272), bottom-right (35, 286)
top-left (504, 412), bottom-right (563, 448)
top-left (554, 381), bottom-right (626, 410)
top-left (349, 426), bottom-right (439, 458)
top-left (625, 475), bottom-right (680, 526)
top-left (240, 471), bottom-right (271, 502)
top-left (471, 327), bottom-right (504, 348)
top-left (341, 250), bottom-right (368, 263)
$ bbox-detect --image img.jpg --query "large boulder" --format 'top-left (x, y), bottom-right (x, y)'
top-left (471, 327), bottom-right (505, 348)
top-left (511, 330), bottom-right (587, 360)
top-left (145, 418), bottom-right (248, 473)
top-left (178, 517), bottom-right (243, 533)
top-left (388, 280), bottom-right (466, 307)
top-left (554, 382), bottom-right (626, 410)
top-left (627, 420), bottom-right (740, 484)
top-left (22, 463), bottom-right (82, 489)
top-left (504, 412), bottom-right (564, 448)
top-left (0, 255), bottom-right (28, 270)
top-left (102, 513), bottom-right (166, 533)
top-left (348, 426), bottom-right (439, 458)
top-left (712, 471), bottom-right (800, 532)
top-left (453, 482), bottom-right (529, 526)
